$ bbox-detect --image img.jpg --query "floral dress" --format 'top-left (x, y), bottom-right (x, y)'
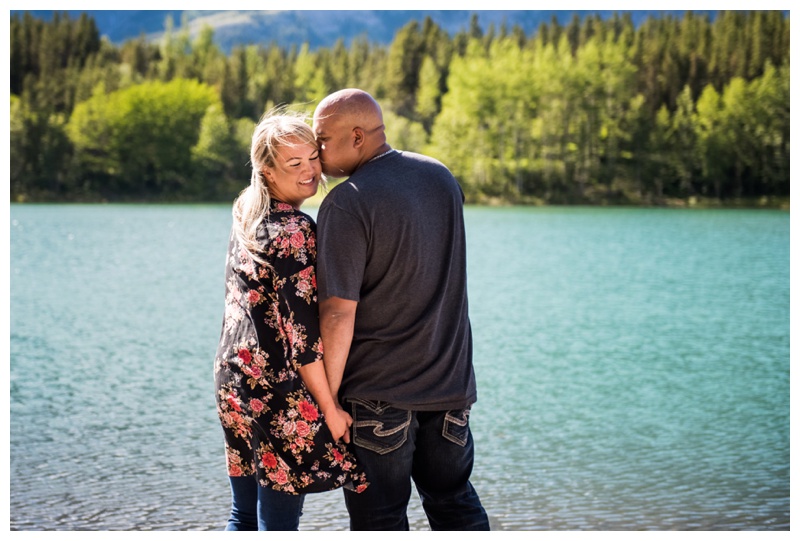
top-left (214, 199), bottom-right (368, 495)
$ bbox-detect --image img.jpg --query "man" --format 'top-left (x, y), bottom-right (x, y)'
top-left (311, 88), bottom-right (490, 531)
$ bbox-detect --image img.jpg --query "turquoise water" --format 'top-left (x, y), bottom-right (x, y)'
top-left (9, 204), bottom-right (789, 530)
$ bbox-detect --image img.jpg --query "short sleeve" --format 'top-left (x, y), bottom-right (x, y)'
top-left (316, 200), bottom-right (367, 302)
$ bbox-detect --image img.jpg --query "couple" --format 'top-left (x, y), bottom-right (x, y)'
top-left (213, 88), bottom-right (490, 531)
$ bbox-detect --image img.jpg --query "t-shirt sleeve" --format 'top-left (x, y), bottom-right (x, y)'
top-left (316, 201), bottom-right (367, 302)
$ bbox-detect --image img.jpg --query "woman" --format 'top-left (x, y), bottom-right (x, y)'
top-left (214, 110), bottom-right (367, 531)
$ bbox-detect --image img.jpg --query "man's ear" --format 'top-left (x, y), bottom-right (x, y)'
top-left (352, 127), bottom-right (365, 149)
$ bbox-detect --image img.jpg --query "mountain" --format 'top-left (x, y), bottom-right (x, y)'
top-left (12, 10), bottom-right (717, 52)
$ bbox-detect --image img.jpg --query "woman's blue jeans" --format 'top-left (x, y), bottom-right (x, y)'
top-left (343, 400), bottom-right (490, 531)
top-left (225, 475), bottom-right (305, 531)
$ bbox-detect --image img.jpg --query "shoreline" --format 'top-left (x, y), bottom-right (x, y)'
top-left (9, 195), bottom-right (790, 211)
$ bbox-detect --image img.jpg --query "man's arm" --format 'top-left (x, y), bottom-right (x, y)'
top-left (319, 296), bottom-right (358, 403)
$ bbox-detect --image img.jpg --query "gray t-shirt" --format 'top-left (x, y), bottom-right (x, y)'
top-left (316, 150), bottom-right (477, 411)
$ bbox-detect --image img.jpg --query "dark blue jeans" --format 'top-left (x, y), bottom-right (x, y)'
top-left (343, 399), bottom-right (490, 531)
top-left (225, 475), bottom-right (305, 531)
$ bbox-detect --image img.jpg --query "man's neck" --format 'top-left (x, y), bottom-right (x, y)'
top-left (366, 144), bottom-right (392, 162)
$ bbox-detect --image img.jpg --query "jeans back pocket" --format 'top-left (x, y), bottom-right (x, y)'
top-left (349, 399), bottom-right (412, 455)
top-left (442, 408), bottom-right (471, 447)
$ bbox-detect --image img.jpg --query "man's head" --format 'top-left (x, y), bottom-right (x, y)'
top-left (312, 89), bottom-right (388, 178)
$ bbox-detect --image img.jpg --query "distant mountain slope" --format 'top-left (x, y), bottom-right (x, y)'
top-left (12, 9), bottom-right (717, 51)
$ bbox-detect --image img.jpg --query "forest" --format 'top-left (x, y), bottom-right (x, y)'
top-left (9, 11), bottom-right (790, 206)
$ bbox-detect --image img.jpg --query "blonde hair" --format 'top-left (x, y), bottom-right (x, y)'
top-left (232, 108), bottom-right (317, 264)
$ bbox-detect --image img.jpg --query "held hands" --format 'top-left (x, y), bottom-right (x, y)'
top-left (296, 361), bottom-right (353, 443)
top-left (324, 404), bottom-right (353, 444)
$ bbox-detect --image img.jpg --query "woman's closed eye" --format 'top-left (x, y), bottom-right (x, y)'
top-left (287, 153), bottom-right (318, 167)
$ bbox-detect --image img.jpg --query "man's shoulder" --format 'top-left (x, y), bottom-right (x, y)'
top-left (323, 179), bottom-right (354, 201)
top-left (365, 149), bottom-right (439, 170)
top-left (319, 180), bottom-right (361, 216)
top-left (394, 152), bottom-right (458, 186)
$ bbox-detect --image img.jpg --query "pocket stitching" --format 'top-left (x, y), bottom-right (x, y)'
top-left (352, 405), bottom-right (411, 455)
top-left (442, 409), bottom-right (470, 447)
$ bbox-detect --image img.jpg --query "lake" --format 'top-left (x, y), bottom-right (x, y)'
top-left (9, 204), bottom-right (789, 530)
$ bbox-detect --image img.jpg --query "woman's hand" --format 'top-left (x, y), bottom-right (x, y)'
top-left (324, 405), bottom-right (353, 444)
top-left (298, 361), bottom-right (352, 443)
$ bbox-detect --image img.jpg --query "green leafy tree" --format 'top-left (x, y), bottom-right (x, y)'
top-left (430, 37), bottom-right (538, 202)
top-left (67, 78), bottom-right (220, 199)
top-left (415, 55), bottom-right (441, 131)
top-left (383, 109), bottom-right (427, 153)
top-left (747, 62), bottom-right (790, 196)
top-left (190, 103), bottom-right (245, 199)
top-left (293, 43), bottom-right (330, 106)
top-left (694, 84), bottom-right (729, 197)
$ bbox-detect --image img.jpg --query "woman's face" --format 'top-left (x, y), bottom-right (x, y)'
top-left (264, 138), bottom-right (322, 208)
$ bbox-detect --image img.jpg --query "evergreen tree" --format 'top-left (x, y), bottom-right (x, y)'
top-left (385, 20), bottom-right (425, 117)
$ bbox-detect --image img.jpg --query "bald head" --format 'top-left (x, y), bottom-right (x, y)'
top-left (313, 89), bottom-right (391, 178)
top-left (316, 88), bottom-right (384, 128)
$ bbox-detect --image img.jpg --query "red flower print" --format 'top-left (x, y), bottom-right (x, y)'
top-left (229, 464), bottom-right (243, 476)
top-left (250, 398), bottom-right (264, 413)
top-left (262, 452), bottom-right (278, 469)
top-left (273, 469), bottom-right (289, 485)
top-left (227, 396), bottom-right (242, 413)
top-left (247, 290), bottom-right (260, 304)
top-left (229, 411), bottom-right (244, 425)
top-left (298, 400), bottom-right (319, 421)
top-left (332, 448), bottom-right (344, 462)
top-left (295, 421), bottom-right (311, 438)
top-left (356, 483), bottom-right (368, 493)
top-left (238, 348), bottom-right (252, 364)
top-left (276, 202), bottom-right (293, 212)
top-left (290, 231), bottom-right (305, 249)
